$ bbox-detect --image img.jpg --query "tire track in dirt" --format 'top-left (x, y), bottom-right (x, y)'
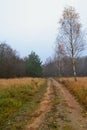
top-left (52, 79), bottom-right (87, 130)
top-left (25, 79), bottom-right (54, 130)
top-left (25, 78), bottom-right (87, 130)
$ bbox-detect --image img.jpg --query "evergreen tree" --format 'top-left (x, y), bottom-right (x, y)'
top-left (25, 51), bottom-right (43, 77)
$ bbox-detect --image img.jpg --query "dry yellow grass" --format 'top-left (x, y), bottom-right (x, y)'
top-left (57, 77), bottom-right (87, 109)
top-left (0, 78), bottom-right (45, 90)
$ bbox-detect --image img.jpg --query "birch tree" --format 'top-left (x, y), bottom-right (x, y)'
top-left (57, 6), bottom-right (85, 81)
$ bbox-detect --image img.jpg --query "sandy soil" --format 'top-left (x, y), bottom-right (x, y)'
top-left (25, 79), bottom-right (54, 130)
top-left (25, 78), bottom-right (87, 130)
top-left (52, 79), bottom-right (87, 130)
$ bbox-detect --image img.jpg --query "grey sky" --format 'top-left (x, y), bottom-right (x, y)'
top-left (0, 0), bottom-right (87, 62)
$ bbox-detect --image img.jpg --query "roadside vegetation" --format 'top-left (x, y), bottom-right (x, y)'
top-left (57, 77), bottom-right (87, 109)
top-left (0, 78), bottom-right (47, 130)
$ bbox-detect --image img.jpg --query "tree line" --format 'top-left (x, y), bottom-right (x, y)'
top-left (0, 42), bottom-right (87, 78)
top-left (43, 56), bottom-right (87, 77)
top-left (0, 43), bottom-right (43, 78)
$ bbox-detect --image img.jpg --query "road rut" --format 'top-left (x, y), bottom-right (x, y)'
top-left (25, 78), bottom-right (87, 130)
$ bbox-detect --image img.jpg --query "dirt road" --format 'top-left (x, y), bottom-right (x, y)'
top-left (25, 78), bottom-right (87, 130)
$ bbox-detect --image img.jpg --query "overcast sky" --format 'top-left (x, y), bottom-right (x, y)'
top-left (0, 0), bottom-right (87, 62)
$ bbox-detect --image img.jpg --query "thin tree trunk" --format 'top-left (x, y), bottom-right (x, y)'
top-left (58, 54), bottom-right (62, 77)
top-left (70, 22), bottom-right (77, 81)
top-left (72, 57), bottom-right (77, 81)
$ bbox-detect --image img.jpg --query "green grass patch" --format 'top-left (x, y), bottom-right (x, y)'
top-left (0, 79), bottom-right (47, 130)
top-left (62, 125), bottom-right (76, 130)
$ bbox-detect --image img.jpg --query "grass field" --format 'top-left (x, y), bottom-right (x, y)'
top-left (0, 78), bottom-right (47, 130)
top-left (0, 77), bottom-right (87, 130)
top-left (57, 77), bottom-right (87, 109)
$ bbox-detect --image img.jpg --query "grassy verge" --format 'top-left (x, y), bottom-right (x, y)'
top-left (0, 78), bottom-right (47, 130)
top-left (57, 77), bottom-right (87, 109)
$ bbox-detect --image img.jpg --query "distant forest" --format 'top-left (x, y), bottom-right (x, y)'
top-left (0, 43), bottom-right (42, 78)
top-left (43, 56), bottom-right (87, 77)
top-left (0, 42), bottom-right (87, 78)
